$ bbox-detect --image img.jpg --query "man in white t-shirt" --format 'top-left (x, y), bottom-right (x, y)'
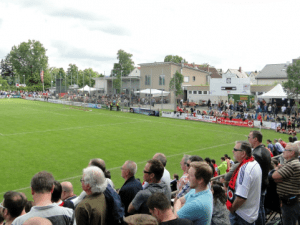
top-left (227, 141), bottom-right (262, 225)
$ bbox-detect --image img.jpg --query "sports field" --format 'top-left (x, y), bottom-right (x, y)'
top-left (0, 98), bottom-right (281, 201)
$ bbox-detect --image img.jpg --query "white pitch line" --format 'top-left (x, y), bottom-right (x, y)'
top-left (0, 141), bottom-right (235, 195)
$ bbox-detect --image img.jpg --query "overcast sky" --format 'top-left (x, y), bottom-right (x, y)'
top-left (0, 0), bottom-right (299, 75)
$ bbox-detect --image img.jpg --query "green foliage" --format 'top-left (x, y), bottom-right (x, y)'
top-left (0, 77), bottom-right (9, 88)
top-left (164, 55), bottom-right (187, 64)
top-left (9, 40), bottom-right (48, 85)
top-left (169, 71), bottom-right (184, 96)
top-left (112, 49), bottom-right (135, 93)
top-left (283, 60), bottom-right (300, 101)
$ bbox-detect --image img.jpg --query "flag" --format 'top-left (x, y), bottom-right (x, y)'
top-left (40, 70), bottom-right (44, 83)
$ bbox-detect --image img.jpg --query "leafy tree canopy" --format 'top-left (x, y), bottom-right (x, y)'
top-left (283, 60), bottom-right (300, 102)
top-left (9, 40), bottom-right (48, 85)
top-left (169, 71), bottom-right (184, 96)
top-left (164, 55), bottom-right (187, 64)
top-left (111, 49), bottom-right (135, 93)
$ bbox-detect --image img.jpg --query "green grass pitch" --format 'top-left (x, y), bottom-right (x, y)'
top-left (0, 98), bottom-right (282, 201)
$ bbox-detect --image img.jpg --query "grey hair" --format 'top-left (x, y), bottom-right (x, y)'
top-left (83, 166), bottom-right (107, 194)
top-left (235, 141), bottom-right (252, 157)
top-left (153, 153), bottom-right (167, 167)
top-left (183, 154), bottom-right (190, 163)
top-left (287, 143), bottom-right (300, 157)
top-left (125, 161), bottom-right (137, 176)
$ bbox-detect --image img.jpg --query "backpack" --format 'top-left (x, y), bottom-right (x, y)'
top-left (103, 183), bottom-right (125, 225)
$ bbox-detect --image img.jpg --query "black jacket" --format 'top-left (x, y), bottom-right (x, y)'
top-left (252, 145), bottom-right (272, 192)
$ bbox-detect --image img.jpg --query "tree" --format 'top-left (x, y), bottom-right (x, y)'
top-left (67, 64), bottom-right (79, 86)
top-left (0, 54), bottom-right (13, 77)
top-left (111, 49), bottom-right (135, 93)
top-left (164, 55), bottom-right (187, 64)
top-left (283, 60), bottom-right (300, 112)
top-left (169, 71), bottom-right (184, 109)
top-left (9, 40), bottom-right (48, 85)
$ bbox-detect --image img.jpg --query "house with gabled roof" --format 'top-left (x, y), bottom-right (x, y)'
top-left (255, 63), bottom-right (289, 85)
top-left (225, 67), bottom-right (248, 78)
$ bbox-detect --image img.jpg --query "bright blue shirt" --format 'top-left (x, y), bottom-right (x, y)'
top-left (177, 188), bottom-right (213, 225)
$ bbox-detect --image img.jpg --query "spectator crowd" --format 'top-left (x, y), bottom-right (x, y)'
top-left (1, 131), bottom-right (300, 225)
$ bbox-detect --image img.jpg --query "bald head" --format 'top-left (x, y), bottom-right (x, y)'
top-left (153, 153), bottom-right (167, 167)
top-left (61, 182), bottom-right (74, 201)
top-left (23, 217), bottom-right (52, 225)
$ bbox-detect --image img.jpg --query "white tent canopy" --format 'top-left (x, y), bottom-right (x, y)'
top-left (258, 84), bottom-right (287, 99)
top-left (134, 88), bottom-right (170, 97)
top-left (78, 85), bottom-right (97, 92)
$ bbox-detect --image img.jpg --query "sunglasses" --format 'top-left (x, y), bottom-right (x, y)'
top-left (143, 170), bottom-right (152, 174)
top-left (233, 148), bottom-right (243, 151)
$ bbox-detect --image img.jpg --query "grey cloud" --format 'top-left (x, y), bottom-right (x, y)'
top-left (51, 41), bottom-right (114, 62)
top-left (88, 24), bottom-right (131, 36)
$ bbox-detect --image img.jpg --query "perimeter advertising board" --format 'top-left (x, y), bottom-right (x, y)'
top-left (228, 94), bottom-right (255, 109)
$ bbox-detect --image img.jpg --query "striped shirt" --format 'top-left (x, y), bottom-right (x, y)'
top-left (277, 158), bottom-right (300, 198)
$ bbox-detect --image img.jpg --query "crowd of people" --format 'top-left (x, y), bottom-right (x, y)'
top-left (1, 131), bottom-right (300, 225)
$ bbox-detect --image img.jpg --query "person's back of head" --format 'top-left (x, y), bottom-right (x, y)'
top-left (51, 181), bottom-right (62, 203)
top-left (189, 155), bottom-right (203, 162)
top-left (89, 158), bottom-right (111, 179)
top-left (82, 166), bottom-right (108, 194)
top-left (147, 192), bottom-right (171, 212)
top-left (23, 217), bottom-right (52, 225)
top-left (204, 157), bottom-right (211, 164)
top-left (61, 181), bottom-right (74, 201)
top-left (3, 191), bottom-right (27, 219)
top-left (148, 159), bottom-right (164, 182)
top-left (212, 184), bottom-right (226, 205)
top-left (153, 153), bottom-right (167, 167)
top-left (251, 130), bottom-right (263, 143)
top-left (31, 171), bottom-right (55, 194)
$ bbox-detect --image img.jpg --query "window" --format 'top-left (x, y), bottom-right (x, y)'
top-left (189, 91), bottom-right (192, 94)
top-left (203, 91), bottom-right (208, 94)
top-left (198, 91), bottom-right (202, 94)
top-left (145, 75), bottom-right (151, 85)
top-left (159, 75), bottom-right (165, 85)
top-left (193, 76), bottom-right (195, 82)
top-left (193, 91), bottom-right (197, 94)
top-left (184, 76), bottom-right (189, 82)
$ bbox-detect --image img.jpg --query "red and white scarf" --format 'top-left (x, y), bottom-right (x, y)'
top-left (226, 156), bottom-right (254, 210)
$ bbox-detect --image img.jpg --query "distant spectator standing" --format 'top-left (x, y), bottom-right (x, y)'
top-left (224, 154), bottom-right (231, 173)
top-left (279, 138), bottom-right (287, 148)
top-left (119, 160), bottom-right (143, 216)
top-left (266, 139), bottom-right (274, 154)
top-left (218, 157), bottom-right (227, 175)
top-left (272, 143), bottom-right (300, 225)
top-left (274, 139), bottom-right (285, 154)
top-left (177, 155), bottom-right (190, 192)
top-left (211, 159), bottom-right (218, 177)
